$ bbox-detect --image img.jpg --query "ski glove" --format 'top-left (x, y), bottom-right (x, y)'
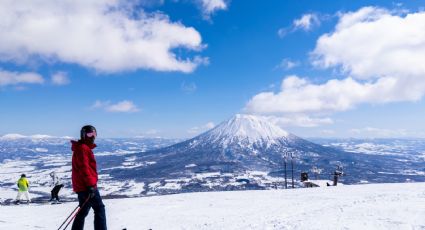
top-left (87, 186), bottom-right (96, 198)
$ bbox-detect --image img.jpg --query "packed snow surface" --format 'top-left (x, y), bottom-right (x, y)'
top-left (1, 182), bottom-right (424, 229)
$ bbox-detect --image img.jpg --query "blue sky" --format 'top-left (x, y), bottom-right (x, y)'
top-left (1, 0), bottom-right (425, 139)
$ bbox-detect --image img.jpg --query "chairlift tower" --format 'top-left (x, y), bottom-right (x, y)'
top-left (284, 156), bottom-right (287, 189)
top-left (282, 150), bottom-right (288, 189)
top-left (291, 151), bottom-right (294, 189)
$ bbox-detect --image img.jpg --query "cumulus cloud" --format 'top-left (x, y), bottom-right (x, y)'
top-left (248, 7), bottom-right (425, 127)
top-left (245, 75), bottom-right (416, 114)
top-left (188, 122), bottom-right (215, 134)
top-left (267, 115), bottom-right (333, 128)
top-left (0, 0), bottom-right (205, 73)
top-left (91, 100), bottom-right (140, 113)
top-left (311, 6), bottom-right (425, 99)
top-left (0, 69), bottom-right (44, 86)
top-left (200, 0), bottom-right (227, 18)
top-left (293, 13), bottom-right (321, 31)
top-left (106, 101), bottom-right (140, 112)
top-left (51, 72), bottom-right (70, 85)
top-left (312, 7), bottom-right (425, 80)
top-left (275, 58), bottom-right (300, 70)
top-left (278, 13), bottom-right (321, 38)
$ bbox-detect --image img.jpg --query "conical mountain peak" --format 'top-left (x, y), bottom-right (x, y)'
top-left (198, 114), bottom-right (289, 146)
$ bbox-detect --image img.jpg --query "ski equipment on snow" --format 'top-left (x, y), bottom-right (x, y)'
top-left (57, 196), bottom-right (90, 230)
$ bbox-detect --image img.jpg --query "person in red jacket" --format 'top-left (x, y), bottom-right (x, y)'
top-left (71, 125), bottom-right (107, 230)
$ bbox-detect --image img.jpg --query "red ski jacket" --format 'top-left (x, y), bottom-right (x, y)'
top-left (71, 140), bottom-right (98, 192)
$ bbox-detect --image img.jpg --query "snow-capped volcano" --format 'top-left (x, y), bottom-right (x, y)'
top-left (200, 114), bottom-right (289, 147)
top-left (111, 114), bottom-right (416, 189)
top-left (111, 114), bottom-right (356, 183)
top-left (186, 114), bottom-right (299, 154)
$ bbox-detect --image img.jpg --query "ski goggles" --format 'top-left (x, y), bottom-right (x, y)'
top-left (86, 130), bottom-right (97, 138)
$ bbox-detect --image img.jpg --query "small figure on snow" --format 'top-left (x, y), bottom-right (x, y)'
top-left (15, 174), bottom-right (31, 204)
top-left (49, 171), bottom-right (64, 203)
top-left (327, 165), bottom-right (344, 186)
top-left (71, 125), bottom-right (107, 230)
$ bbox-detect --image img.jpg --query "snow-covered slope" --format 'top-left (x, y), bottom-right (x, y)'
top-left (200, 114), bottom-right (289, 148)
top-left (1, 182), bottom-right (424, 229)
top-left (181, 114), bottom-right (303, 162)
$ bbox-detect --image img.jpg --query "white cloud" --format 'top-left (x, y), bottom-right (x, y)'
top-left (106, 101), bottom-right (140, 113)
top-left (275, 58), bottom-right (300, 70)
top-left (249, 8), bottom-right (425, 120)
top-left (91, 100), bottom-right (140, 113)
top-left (268, 115), bottom-right (333, 128)
top-left (91, 100), bottom-right (109, 109)
top-left (0, 69), bottom-right (44, 86)
top-left (312, 7), bottom-right (425, 80)
top-left (51, 72), bottom-right (70, 85)
top-left (278, 13), bottom-right (320, 38)
top-left (0, 1), bottom-right (205, 73)
top-left (188, 122), bottom-right (215, 134)
top-left (311, 6), bottom-right (425, 101)
top-left (293, 13), bottom-right (320, 31)
top-left (349, 127), bottom-right (408, 138)
top-left (200, 0), bottom-right (227, 18)
top-left (277, 28), bottom-right (287, 38)
top-left (246, 75), bottom-right (414, 114)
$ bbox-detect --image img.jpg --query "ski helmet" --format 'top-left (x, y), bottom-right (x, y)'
top-left (21, 174), bottom-right (26, 177)
top-left (80, 125), bottom-right (97, 140)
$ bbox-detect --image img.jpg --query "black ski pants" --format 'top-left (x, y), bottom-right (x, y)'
top-left (71, 189), bottom-right (107, 230)
top-left (51, 184), bottom-right (63, 200)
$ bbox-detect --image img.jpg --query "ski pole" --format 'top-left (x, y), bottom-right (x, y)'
top-left (61, 196), bottom-right (90, 230)
top-left (57, 204), bottom-right (79, 230)
top-left (57, 196), bottom-right (90, 230)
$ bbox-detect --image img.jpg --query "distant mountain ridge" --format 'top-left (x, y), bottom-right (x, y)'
top-left (0, 134), bottom-right (69, 140)
top-left (1, 126), bottom-right (424, 198)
